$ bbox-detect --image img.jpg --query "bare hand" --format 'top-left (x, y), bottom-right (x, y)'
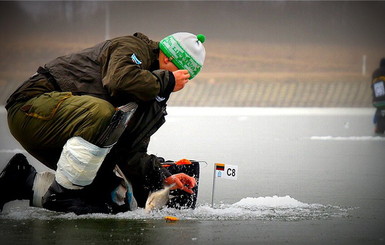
top-left (164, 173), bottom-right (196, 194)
top-left (173, 70), bottom-right (190, 92)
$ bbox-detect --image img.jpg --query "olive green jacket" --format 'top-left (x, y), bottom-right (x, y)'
top-left (7, 33), bottom-right (175, 108)
top-left (44, 32), bottom-right (175, 106)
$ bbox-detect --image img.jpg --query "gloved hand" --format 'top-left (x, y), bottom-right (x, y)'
top-left (164, 173), bottom-right (196, 194)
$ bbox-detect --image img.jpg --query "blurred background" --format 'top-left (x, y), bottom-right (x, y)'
top-left (1, 0), bottom-right (385, 107)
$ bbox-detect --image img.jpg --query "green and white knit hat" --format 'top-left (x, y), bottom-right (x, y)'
top-left (159, 32), bottom-right (206, 79)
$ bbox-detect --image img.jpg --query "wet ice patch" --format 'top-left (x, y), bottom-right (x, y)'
top-left (0, 196), bottom-right (352, 222)
top-left (1, 205), bottom-right (58, 220)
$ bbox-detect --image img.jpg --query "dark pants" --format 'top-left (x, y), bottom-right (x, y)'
top-left (7, 91), bottom-right (115, 170)
top-left (374, 108), bottom-right (385, 134)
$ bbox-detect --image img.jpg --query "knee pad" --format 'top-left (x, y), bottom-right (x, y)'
top-left (56, 136), bottom-right (110, 189)
top-left (55, 102), bottom-right (137, 189)
top-left (96, 102), bottom-right (137, 147)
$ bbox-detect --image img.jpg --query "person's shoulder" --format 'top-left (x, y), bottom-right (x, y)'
top-left (110, 33), bottom-right (158, 48)
top-left (133, 32), bottom-right (159, 48)
top-left (133, 32), bottom-right (150, 41)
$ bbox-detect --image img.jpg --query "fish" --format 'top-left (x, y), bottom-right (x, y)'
top-left (145, 184), bottom-right (175, 212)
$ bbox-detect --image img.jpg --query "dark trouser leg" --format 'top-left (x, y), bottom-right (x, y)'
top-left (7, 92), bottom-right (119, 213)
top-left (7, 92), bottom-right (116, 170)
top-left (374, 109), bottom-right (385, 134)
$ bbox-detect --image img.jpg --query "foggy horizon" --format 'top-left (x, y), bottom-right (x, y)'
top-left (1, 1), bottom-right (385, 46)
top-left (1, 1), bottom-right (385, 106)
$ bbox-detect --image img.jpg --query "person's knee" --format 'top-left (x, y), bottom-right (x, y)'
top-left (88, 99), bottom-right (115, 125)
top-left (74, 97), bottom-right (115, 143)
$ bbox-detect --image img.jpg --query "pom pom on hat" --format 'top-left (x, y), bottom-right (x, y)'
top-left (160, 32), bottom-right (206, 79)
top-left (197, 34), bottom-right (206, 43)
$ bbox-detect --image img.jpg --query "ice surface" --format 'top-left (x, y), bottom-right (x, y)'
top-left (232, 195), bottom-right (309, 208)
top-left (310, 136), bottom-right (385, 141)
top-left (0, 149), bottom-right (25, 153)
top-left (1, 196), bottom-right (351, 222)
top-left (0, 107), bottom-right (372, 223)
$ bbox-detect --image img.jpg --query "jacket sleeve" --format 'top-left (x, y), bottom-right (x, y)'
top-left (101, 41), bottom-right (175, 102)
top-left (115, 138), bottom-right (172, 207)
top-left (152, 70), bottom-right (175, 100)
top-left (120, 137), bottom-right (171, 188)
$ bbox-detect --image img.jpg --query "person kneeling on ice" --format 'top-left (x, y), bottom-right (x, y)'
top-left (0, 32), bottom-right (206, 214)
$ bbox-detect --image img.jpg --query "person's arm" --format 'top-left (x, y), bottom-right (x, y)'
top-left (102, 45), bottom-right (160, 101)
top-left (117, 138), bottom-right (196, 195)
top-left (135, 153), bottom-right (196, 195)
top-left (101, 42), bottom-right (175, 102)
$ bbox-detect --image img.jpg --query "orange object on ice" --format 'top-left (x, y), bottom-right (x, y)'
top-left (164, 216), bottom-right (179, 222)
top-left (162, 159), bottom-right (192, 167)
top-left (175, 159), bottom-right (192, 165)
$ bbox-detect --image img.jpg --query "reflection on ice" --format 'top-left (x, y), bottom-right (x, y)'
top-left (1, 196), bottom-right (352, 222)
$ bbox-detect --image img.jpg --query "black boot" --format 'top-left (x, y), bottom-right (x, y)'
top-left (0, 153), bottom-right (36, 211)
top-left (42, 180), bottom-right (115, 215)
